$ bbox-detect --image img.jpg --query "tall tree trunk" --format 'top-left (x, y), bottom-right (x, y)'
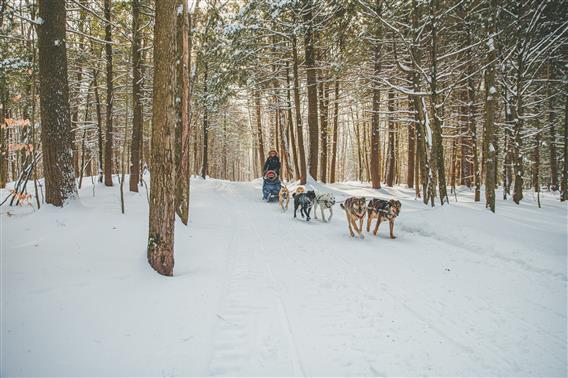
top-left (37, 0), bottom-right (77, 206)
top-left (407, 94), bottom-right (415, 188)
top-left (533, 123), bottom-right (541, 207)
top-left (429, 0), bottom-right (448, 205)
top-left (147, 0), bottom-right (177, 276)
top-left (547, 64), bottom-right (558, 191)
top-left (303, 0), bottom-right (319, 180)
top-left (512, 3), bottom-right (525, 204)
top-left (94, 69), bottom-right (104, 183)
top-left (292, 34), bottom-right (307, 184)
top-left (285, 62), bottom-right (300, 179)
top-left (318, 77), bottom-right (328, 182)
top-left (175, 2), bottom-right (191, 225)
top-left (483, 0), bottom-right (497, 212)
top-left (386, 89), bottom-right (395, 186)
top-left (201, 62), bottom-right (209, 179)
top-left (254, 88), bottom-right (265, 175)
top-left (0, 74), bottom-right (7, 188)
top-left (410, 0), bottom-right (430, 203)
top-left (103, 0), bottom-right (114, 186)
top-left (561, 89), bottom-right (568, 201)
top-left (129, 0), bottom-right (144, 192)
top-left (330, 78), bottom-right (340, 183)
top-left (370, 0), bottom-right (383, 189)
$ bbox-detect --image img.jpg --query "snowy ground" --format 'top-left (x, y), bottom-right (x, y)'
top-left (1, 176), bottom-right (567, 376)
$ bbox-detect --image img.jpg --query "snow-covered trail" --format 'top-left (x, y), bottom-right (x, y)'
top-left (2, 177), bottom-right (566, 376)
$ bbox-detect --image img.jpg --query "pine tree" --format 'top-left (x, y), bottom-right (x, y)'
top-left (37, 0), bottom-right (77, 206)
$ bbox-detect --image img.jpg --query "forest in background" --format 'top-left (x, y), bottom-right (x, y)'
top-left (1, 0), bottom-right (567, 273)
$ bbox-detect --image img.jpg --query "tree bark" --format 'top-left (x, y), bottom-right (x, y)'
top-left (370, 0), bottom-right (383, 189)
top-left (147, 0), bottom-right (177, 276)
top-left (254, 88), bottom-right (265, 175)
top-left (318, 77), bottom-right (328, 182)
top-left (292, 34), bottom-right (307, 184)
top-left (175, 2), bottom-right (191, 225)
top-left (37, 0), bottom-right (77, 206)
top-left (129, 0), bottom-right (143, 192)
top-left (406, 94), bottom-right (415, 188)
top-left (103, 0), bottom-right (114, 186)
top-left (201, 62), bottom-right (209, 179)
top-left (547, 64), bottom-right (558, 191)
top-left (561, 89), bottom-right (568, 201)
top-left (483, 0), bottom-right (497, 212)
top-left (429, 0), bottom-right (448, 205)
top-left (386, 89), bottom-right (395, 187)
top-left (303, 0), bottom-right (319, 180)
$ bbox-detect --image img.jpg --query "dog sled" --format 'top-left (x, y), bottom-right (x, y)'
top-left (262, 170), bottom-right (281, 202)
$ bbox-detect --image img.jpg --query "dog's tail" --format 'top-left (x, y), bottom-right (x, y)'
top-left (340, 203), bottom-right (345, 210)
top-left (293, 193), bottom-right (298, 199)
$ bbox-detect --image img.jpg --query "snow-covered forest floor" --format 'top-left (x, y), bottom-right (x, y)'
top-left (2, 176), bottom-right (566, 376)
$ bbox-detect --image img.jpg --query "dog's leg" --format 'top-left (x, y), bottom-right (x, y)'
top-left (294, 202), bottom-right (298, 218)
top-left (366, 212), bottom-right (372, 232)
top-left (389, 220), bottom-right (396, 239)
top-left (351, 216), bottom-right (362, 239)
top-left (358, 217), bottom-right (365, 239)
top-left (328, 207), bottom-right (333, 222)
top-left (373, 214), bottom-right (381, 236)
top-left (320, 205), bottom-right (326, 222)
top-left (345, 211), bottom-right (355, 237)
top-left (314, 201), bottom-right (318, 219)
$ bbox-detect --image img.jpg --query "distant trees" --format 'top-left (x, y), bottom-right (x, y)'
top-left (1, 0), bottom-right (567, 216)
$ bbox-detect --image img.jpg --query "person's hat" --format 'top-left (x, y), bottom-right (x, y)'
top-left (268, 149), bottom-right (278, 155)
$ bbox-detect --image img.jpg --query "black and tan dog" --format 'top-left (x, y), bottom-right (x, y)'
top-left (293, 190), bottom-right (316, 221)
top-left (279, 185), bottom-right (290, 211)
top-left (340, 197), bottom-right (367, 238)
top-left (367, 199), bottom-right (402, 239)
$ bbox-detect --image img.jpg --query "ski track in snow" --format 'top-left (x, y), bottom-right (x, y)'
top-left (1, 177), bottom-right (567, 376)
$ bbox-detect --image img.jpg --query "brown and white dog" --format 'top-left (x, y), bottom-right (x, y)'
top-left (367, 199), bottom-right (402, 239)
top-left (340, 197), bottom-right (367, 238)
top-left (279, 185), bottom-right (290, 211)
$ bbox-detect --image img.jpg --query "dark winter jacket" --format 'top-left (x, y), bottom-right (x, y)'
top-left (263, 156), bottom-right (281, 175)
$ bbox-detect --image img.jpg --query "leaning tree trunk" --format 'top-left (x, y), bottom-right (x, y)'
top-left (303, 0), bottom-right (319, 180)
top-left (129, 0), bottom-right (144, 192)
top-left (147, 0), bottom-right (177, 276)
top-left (175, 2), bottom-right (191, 225)
top-left (37, 0), bottom-right (77, 206)
top-left (103, 0), bottom-right (114, 186)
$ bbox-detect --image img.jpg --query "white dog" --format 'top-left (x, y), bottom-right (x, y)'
top-left (314, 192), bottom-right (336, 222)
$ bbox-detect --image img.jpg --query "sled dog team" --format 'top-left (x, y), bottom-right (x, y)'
top-left (278, 184), bottom-right (402, 239)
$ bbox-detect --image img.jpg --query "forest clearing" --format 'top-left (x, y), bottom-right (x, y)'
top-left (1, 0), bottom-right (567, 376)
